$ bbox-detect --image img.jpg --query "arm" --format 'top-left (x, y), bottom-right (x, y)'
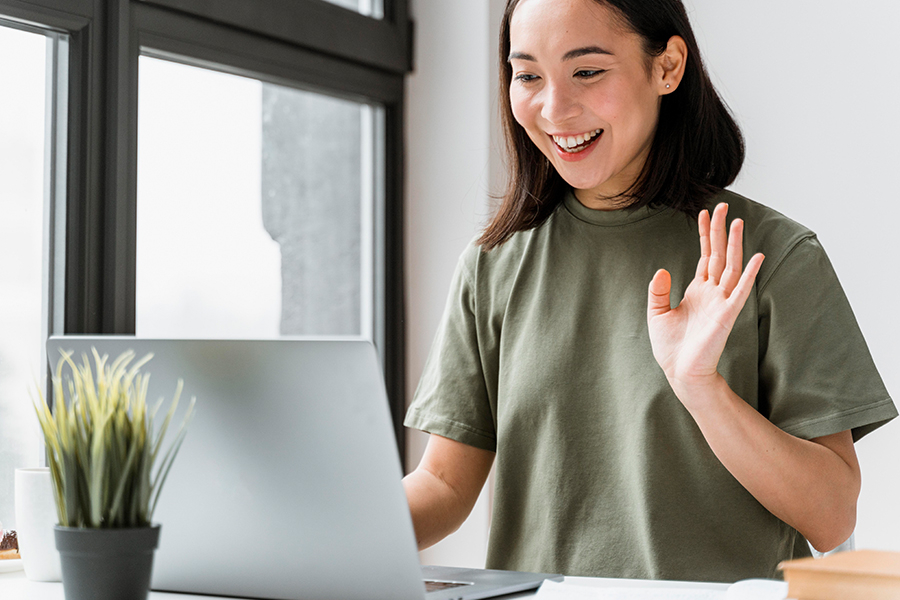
top-left (402, 434), bottom-right (495, 550)
top-left (670, 375), bottom-right (859, 552)
top-left (647, 203), bottom-right (860, 552)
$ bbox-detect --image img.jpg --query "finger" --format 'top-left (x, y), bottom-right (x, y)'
top-left (708, 203), bottom-right (728, 283)
top-left (695, 209), bottom-right (711, 280)
top-left (720, 218), bottom-right (744, 292)
top-left (647, 269), bottom-right (672, 321)
top-left (728, 253), bottom-right (765, 310)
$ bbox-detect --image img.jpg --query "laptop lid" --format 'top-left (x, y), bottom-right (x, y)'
top-left (46, 336), bottom-right (561, 600)
top-left (47, 336), bottom-right (426, 600)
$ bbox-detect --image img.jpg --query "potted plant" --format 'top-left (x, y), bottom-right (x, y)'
top-left (33, 348), bottom-right (195, 600)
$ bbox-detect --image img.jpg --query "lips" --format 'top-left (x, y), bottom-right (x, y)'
top-left (551, 129), bottom-right (602, 153)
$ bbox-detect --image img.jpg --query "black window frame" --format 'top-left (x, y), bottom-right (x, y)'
top-left (0, 0), bottom-right (411, 460)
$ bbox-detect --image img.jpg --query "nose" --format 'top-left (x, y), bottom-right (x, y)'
top-left (540, 80), bottom-right (582, 126)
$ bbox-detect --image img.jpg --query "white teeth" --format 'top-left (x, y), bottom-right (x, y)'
top-left (552, 129), bottom-right (601, 152)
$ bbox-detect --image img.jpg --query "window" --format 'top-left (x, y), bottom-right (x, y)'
top-left (0, 0), bottom-right (411, 465)
top-left (135, 58), bottom-right (285, 338)
top-left (0, 21), bottom-right (66, 527)
top-left (323, 0), bottom-right (383, 19)
top-left (136, 57), bottom-right (386, 341)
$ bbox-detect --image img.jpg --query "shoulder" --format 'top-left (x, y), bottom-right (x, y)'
top-left (450, 210), bottom-right (567, 317)
top-left (709, 189), bottom-right (819, 291)
top-left (460, 209), bottom-right (561, 281)
top-left (710, 189), bottom-right (815, 249)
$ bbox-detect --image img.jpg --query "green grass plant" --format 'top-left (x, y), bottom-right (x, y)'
top-left (33, 348), bottom-right (195, 528)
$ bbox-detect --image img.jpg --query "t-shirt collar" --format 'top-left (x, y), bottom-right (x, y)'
top-left (562, 188), bottom-right (671, 227)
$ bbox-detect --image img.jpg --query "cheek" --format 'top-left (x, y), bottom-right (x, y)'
top-left (509, 88), bottom-right (537, 129)
top-left (592, 82), bottom-right (634, 123)
top-left (509, 92), bottom-right (553, 159)
top-left (604, 84), bottom-right (658, 140)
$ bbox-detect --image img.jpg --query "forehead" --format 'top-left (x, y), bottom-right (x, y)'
top-left (509, 0), bottom-right (636, 59)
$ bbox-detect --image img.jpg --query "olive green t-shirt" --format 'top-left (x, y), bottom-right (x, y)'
top-left (404, 189), bottom-right (896, 583)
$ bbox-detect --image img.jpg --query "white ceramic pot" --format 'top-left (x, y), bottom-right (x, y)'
top-left (15, 467), bottom-right (62, 581)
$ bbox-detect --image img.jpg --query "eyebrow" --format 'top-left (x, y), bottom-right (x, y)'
top-left (508, 46), bottom-right (614, 63)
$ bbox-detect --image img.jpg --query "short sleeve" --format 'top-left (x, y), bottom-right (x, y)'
top-left (404, 250), bottom-right (497, 452)
top-left (757, 235), bottom-right (896, 441)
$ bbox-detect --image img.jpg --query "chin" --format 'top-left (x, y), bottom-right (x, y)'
top-left (556, 172), bottom-right (609, 195)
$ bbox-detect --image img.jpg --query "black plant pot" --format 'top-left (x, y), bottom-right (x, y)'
top-left (54, 525), bottom-right (161, 600)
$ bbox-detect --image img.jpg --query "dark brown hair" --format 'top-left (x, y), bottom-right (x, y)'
top-left (479, 0), bottom-right (745, 250)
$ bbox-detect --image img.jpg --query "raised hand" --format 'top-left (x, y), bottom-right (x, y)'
top-left (646, 203), bottom-right (764, 400)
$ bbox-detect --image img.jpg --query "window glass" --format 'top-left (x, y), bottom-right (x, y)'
top-left (0, 24), bottom-right (48, 528)
top-left (136, 56), bottom-right (384, 341)
top-left (322, 0), bottom-right (384, 19)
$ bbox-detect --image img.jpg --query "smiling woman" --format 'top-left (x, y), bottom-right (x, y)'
top-left (481, 0), bottom-right (743, 249)
top-left (507, 0), bottom-right (672, 204)
top-left (401, 0), bottom-right (897, 584)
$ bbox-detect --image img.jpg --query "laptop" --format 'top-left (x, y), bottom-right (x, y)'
top-left (46, 336), bottom-right (562, 600)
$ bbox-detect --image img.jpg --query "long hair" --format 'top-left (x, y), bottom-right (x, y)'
top-left (479, 0), bottom-right (745, 250)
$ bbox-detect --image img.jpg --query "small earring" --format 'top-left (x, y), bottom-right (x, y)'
top-left (665, 83), bottom-right (671, 89)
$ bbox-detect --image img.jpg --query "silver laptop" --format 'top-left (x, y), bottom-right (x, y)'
top-left (46, 337), bottom-right (561, 600)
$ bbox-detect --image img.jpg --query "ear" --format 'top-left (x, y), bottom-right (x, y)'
top-left (656, 35), bottom-right (688, 95)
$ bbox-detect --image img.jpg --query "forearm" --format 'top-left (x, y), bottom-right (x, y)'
top-left (402, 434), bottom-right (495, 550)
top-left (670, 374), bottom-right (860, 552)
top-left (402, 467), bottom-right (474, 550)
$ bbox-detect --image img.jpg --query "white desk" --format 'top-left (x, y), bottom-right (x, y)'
top-left (0, 569), bottom-right (730, 599)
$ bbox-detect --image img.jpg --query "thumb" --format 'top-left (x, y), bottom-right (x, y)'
top-left (647, 269), bottom-right (672, 321)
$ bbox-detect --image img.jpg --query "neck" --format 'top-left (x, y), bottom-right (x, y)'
top-left (573, 188), bottom-right (635, 211)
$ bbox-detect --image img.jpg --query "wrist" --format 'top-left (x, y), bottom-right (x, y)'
top-left (667, 372), bottom-right (729, 413)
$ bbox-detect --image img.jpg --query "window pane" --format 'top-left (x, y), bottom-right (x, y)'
top-left (136, 57), bottom-right (384, 341)
top-left (0, 24), bottom-right (48, 528)
top-left (321, 0), bottom-right (384, 19)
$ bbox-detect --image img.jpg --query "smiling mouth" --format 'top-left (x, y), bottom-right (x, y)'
top-left (551, 129), bottom-right (602, 153)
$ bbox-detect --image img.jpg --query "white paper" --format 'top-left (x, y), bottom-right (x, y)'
top-left (536, 578), bottom-right (788, 600)
top-left (536, 580), bottom-right (726, 600)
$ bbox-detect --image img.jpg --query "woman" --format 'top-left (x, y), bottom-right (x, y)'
top-left (402, 0), bottom-right (896, 583)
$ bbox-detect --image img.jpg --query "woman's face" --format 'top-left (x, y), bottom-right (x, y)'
top-left (508, 0), bottom-right (673, 208)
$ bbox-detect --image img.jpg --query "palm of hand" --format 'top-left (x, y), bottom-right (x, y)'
top-left (647, 203), bottom-right (764, 390)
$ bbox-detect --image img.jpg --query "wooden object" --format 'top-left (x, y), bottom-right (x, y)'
top-left (779, 550), bottom-right (900, 600)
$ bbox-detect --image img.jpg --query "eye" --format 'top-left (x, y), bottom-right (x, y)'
top-left (513, 73), bottom-right (539, 83)
top-left (575, 69), bottom-right (606, 79)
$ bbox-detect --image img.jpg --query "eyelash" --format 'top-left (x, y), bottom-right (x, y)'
top-left (513, 69), bottom-right (606, 83)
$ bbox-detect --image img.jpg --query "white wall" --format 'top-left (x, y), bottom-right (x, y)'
top-left (405, 0), bottom-right (900, 567)
top-left (404, 0), bottom-right (505, 568)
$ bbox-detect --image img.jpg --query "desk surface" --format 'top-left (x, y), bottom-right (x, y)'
top-left (0, 569), bottom-right (730, 599)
